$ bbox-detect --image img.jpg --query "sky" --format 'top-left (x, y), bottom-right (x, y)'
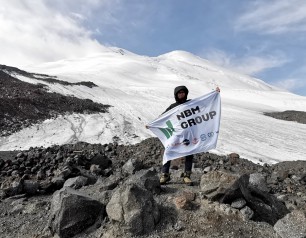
top-left (1, 0), bottom-right (306, 96)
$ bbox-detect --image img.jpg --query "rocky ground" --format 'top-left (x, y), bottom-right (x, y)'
top-left (0, 137), bottom-right (306, 238)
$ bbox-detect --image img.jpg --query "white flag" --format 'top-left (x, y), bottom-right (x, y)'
top-left (148, 91), bottom-right (221, 165)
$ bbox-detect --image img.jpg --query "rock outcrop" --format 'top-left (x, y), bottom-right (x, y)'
top-left (49, 187), bottom-right (105, 238)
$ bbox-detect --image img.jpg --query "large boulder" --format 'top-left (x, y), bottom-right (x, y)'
top-left (1, 180), bottom-right (23, 197)
top-left (200, 170), bottom-right (240, 201)
top-left (200, 171), bottom-right (289, 225)
top-left (1, 179), bottom-right (39, 197)
top-left (125, 169), bottom-right (161, 195)
top-left (98, 172), bottom-right (122, 192)
top-left (63, 176), bottom-right (89, 189)
top-left (122, 158), bottom-right (143, 175)
top-left (23, 180), bottom-right (39, 195)
top-left (106, 183), bottom-right (160, 235)
top-left (90, 153), bottom-right (112, 169)
top-left (274, 210), bottom-right (306, 238)
top-left (249, 173), bottom-right (270, 193)
top-left (49, 187), bottom-right (105, 238)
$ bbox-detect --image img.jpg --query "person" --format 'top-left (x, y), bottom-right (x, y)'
top-left (159, 85), bottom-right (220, 186)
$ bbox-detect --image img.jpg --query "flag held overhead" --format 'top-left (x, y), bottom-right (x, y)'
top-left (148, 91), bottom-right (221, 165)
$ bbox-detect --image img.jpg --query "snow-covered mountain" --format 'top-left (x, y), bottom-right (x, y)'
top-left (1, 47), bottom-right (306, 165)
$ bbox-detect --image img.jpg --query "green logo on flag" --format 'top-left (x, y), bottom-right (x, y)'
top-left (159, 120), bottom-right (175, 139)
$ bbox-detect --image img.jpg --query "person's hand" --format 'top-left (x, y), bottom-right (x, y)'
top-left (215, 87), bottom-right (220, 92)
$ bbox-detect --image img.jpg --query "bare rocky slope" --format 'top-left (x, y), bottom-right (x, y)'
top-left (0, 64), bottom-right (110, 137)
top-left (265, 110), bottom-right (306, 124)
top-left (0, 65), bottom-right (306, 237)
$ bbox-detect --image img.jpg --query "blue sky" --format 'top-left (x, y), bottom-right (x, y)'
top-left (1, 0), bottom-right (306, 96)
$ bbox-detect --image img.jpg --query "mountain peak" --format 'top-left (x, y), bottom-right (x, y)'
top-left (1, 50), bottom-right (306, 165)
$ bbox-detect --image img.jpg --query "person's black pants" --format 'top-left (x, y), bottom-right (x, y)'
top-left (161, 154), bottom-right (193, 173)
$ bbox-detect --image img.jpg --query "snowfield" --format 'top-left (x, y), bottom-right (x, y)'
top-left (1, 48), bottom-right (306, 164)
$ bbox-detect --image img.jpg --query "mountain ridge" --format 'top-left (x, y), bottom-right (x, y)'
top-left (1, 49), bottom-right (306, 165)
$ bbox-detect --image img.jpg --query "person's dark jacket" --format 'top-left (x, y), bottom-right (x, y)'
top-left (163, 85), bottom-right (190, 113)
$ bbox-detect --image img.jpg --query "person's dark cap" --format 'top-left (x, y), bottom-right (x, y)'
top-left (174, 85), bottom-right (189, 96)
top-left (174, 85), bottom-right (189, 102)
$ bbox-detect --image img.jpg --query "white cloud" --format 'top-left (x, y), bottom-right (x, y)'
top-left (235, 0), bottom-right (306, 34)
top-left (0, 0), bottom-right (110, 67)
top-left (273, 65), bottom-right (306, 93)
top-left (203, 49), bottom-right (288, 75)
top-left (274, 78), bottom-right (306, 92)
top-left (0, 0), bottom-right (155, 67)
top-left (45, 0), bottom-right (121, 26)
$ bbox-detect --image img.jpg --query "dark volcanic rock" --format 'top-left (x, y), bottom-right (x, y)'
top-left (264, 110), bottom-right (306, 124)
top-left (274, 210), bottom-right (306, 238)
top-left (106, 183), bottom-right (160, 235)
top-left (0, 64), bottom-right (98, 87)
top-left (200, 171), bottom-right (289, 225)
top-left (49, 187), bottom-right (105, 238)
